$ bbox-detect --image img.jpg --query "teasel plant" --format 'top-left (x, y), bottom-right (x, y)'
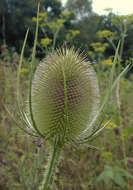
top-left (5, 4), bottom-right (131, 190)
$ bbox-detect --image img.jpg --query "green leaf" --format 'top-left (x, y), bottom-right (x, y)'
top-left (97, 165), bottom-right (114, 184)
top-left (113, 173), bottom-right (126, 187)
top-left (114, 167), bottom-right (133, 179)
top-left (97, 165), bottom-right (133, 188)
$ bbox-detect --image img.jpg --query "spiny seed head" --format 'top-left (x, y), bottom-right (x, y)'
top-left (32, 48), bottom-right (99, 143)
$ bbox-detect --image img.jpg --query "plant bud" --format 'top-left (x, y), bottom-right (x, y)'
top-left (32, 48), bottom-right (99, 143)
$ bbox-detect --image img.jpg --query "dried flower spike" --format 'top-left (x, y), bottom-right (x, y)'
top-left (31, 48), bottom-right (99, 145)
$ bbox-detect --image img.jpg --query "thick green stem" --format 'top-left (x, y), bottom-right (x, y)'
top-left (39, 142), bottom-right (62, 190)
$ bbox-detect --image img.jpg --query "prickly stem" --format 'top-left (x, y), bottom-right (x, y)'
top-left (39, 142), bottom-right (62, 190)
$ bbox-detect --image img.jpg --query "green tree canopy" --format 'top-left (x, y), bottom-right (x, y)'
top-left (66, 0), bottom-right (92, 19)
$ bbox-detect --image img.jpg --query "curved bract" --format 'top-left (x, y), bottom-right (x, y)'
top-left (31, 48), bottom-right (99, 144)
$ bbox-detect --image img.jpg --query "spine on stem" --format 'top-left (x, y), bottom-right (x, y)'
top-left (39, 142), bottom-right (62, 190)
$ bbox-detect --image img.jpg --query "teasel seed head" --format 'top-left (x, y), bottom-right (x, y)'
top-left (31, 48), bottom-right (99, 144)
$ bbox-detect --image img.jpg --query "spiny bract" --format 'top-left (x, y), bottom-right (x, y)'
top-left (32, 48), bottom-right (99, 144)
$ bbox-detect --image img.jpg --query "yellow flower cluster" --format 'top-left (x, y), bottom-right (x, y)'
top-left (88, 51), bottom-right (94, 56)
top-left (32, 12), bottom-right (47, 22)
top-left (66, 30), bottom-right (80, 41)
top-left (90, 42), bottom-right (108, 53)
top-left (101, 58), bottom-right (113, 66)
top-left (56, 19), bottom-right (65, 25)
top-left (32, 17), bottom-right (42, 22)
top-left (48, 19), bottom-right (65, 31)
top-left (40, 38), bottom-right (52, 47)
top-left (39, 12), bottom-right (47, 17)
top-left (49, 22), bottom-right (58, 30)
top-left (69, 29), bottom-right (80, 36)
top-left (97, 30), bottom-right (115, 39)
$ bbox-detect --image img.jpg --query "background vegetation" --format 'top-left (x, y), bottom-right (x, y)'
top-left (0, 0), bottom-right (133, 189)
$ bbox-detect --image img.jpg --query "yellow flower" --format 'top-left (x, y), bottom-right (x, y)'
top-left (95, 47), bottom-right (105, 53)
top-left (90, 42), bottom-right (102, 47)
top-left (97, 30), bottom-right (115, 39)
top-left (32, 17), bottom-right (37, 22)
top-left (49, 22), bottom-right (59, 30)
top-left (66, 30), bottom-right (80, 41)
top-left (69, 29), bottom-right (80, 36)
top-left (90, 42), bottom-right (107, 53)
top-left (103, 43), bottom-right (109, 47)
top-left (40, 38), bottom-right (52, 47)
top-left (21, 68), bottom-right (29, 73)
top-left (88, 51), bottom-right (94, 56)
top-left (32, 17), bottom-right (42, 22)
top-left (101, 58), bottom-right (113, 66)
top-left (56, 19), bottom-right (65, 25)
top-left (49, 19), bottom-right (65, 31)
top-left (39, 12), bottom-right (47, 17)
